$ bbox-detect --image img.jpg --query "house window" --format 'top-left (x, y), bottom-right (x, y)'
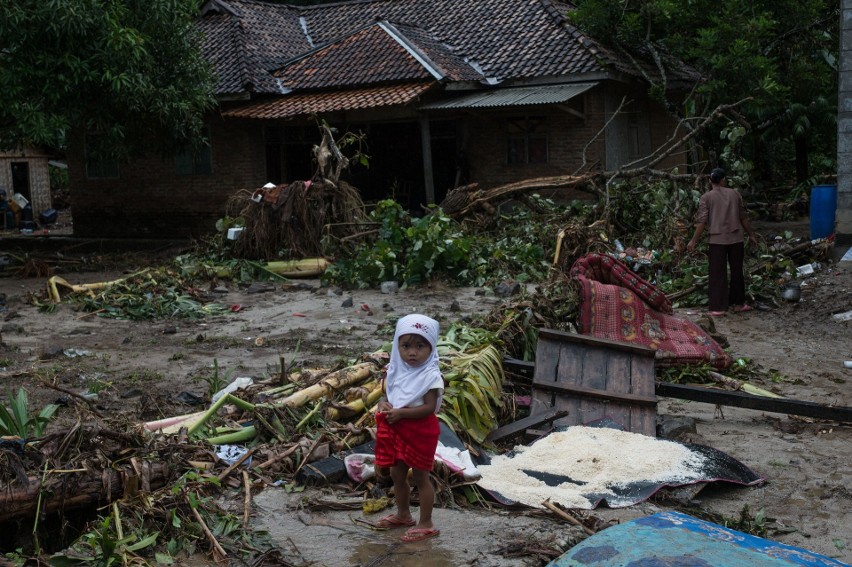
top-left (507, 117), bottom-right (548, 164)
top-left (85, 135), bottom-right (120, 179)
top-left (176, 127), bottom-right (212, 175)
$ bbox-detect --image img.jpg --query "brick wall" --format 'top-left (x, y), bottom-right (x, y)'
top-left (462, 87), bottom-right (684, 192)
top-left (68, 87), bottom-right (687, 238)
top-left (68, 116), bottom-right (266, 238)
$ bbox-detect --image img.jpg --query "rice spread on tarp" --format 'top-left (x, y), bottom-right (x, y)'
top-left (477, 426), bottom-right (708, 509)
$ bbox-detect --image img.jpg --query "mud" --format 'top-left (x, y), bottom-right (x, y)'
top-left (0, 223), bottom-right (850, 565)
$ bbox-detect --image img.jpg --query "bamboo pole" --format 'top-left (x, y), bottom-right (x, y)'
top-left (542, 499), bottom-right (596, 535)
top-left (242, 470), bottom-right (252, 529)
top-left (276, 362), bottom-right (376, 408)
top-left (325, 382), bottom-right (383, 422)
top-left (190, 500), bottom-right (228, 561)
top-left (707, 371), bottom-right (781, 398)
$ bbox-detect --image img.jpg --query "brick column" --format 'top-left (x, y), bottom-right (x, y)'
top-left (839, 0), bottom-right (852, 237)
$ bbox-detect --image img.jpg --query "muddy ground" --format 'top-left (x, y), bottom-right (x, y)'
top-left (0, 221), bottom-right (850, 566)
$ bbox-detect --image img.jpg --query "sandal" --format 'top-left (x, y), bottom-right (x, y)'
top-left (401, 527), bottom-right (440, 542)
top-left (708, 311), bottom-right (727, 316)
top-left (733, 304), bottom-right (754, 313)
top-left (375, 514), bottom-right (415, 529)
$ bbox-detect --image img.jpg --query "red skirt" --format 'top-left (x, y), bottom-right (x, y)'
top-left (374, 412), bottom-right (440, 471)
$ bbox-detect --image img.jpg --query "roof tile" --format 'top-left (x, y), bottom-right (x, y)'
top-left (222, 82), bottom-right (435, 119)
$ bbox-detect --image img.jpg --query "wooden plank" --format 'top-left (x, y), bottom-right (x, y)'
top-left (655, 383), bottom-right (852, 422)
top-left (503, 357), bottom-right (535, 375)
top-left (552, 340), bottom-right (582, 426)
top-left (538, 328), bottom-right (656, 357)
top-left (485, 409), bottom-right (568, 442)
top-left (531, 337), bottom-right (562, 414)
top-left (519, 356), bottom-right (851, 423)
top-left (534, 381), bottom-right (658, 406)
top-left (604, 350), bottom-right (634, 430)
top-left (628, 353), bottom-right (657, 436)
top-left (576, 344), bottom-right (610, 424)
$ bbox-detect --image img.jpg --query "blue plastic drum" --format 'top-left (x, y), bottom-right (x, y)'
top-left (809, 184), bottom-right (837, 239)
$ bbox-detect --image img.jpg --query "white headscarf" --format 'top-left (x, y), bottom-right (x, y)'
top-left (385, 314), bottom-right (443, 413)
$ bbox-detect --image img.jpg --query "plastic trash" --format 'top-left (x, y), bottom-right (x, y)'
top-left (216, 444), bottom-right (252, 466)
top-left (832, 310), bottom-right (852, 322)
top-left (344, 453), bottom-right (376, 482)
top-left (796, 263), bottom-right (821, 277)
top-left (211, 376), bottom-right (254, 403)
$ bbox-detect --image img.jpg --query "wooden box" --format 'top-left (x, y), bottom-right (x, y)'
top-left (531, 329), bottom-right (657, 436)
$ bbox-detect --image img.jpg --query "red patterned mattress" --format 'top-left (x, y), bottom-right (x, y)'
top-left (570, 254), bottom-right (732, 369)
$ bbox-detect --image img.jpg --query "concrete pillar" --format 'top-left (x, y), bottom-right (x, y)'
top-left (838, 0), bottom-right (852, 237)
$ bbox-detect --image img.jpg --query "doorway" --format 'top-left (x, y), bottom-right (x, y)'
top-left (11, 162), bottom-right (31, 202)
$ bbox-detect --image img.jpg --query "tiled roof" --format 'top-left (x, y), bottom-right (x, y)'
top-left (276, 23), bottom-right (435, 91)
top-left (221, 82), bottom-right (435, 119)
top-left (198, 0), bottom-right (616, 96)
top-left (299, 0), bottom-right (606, 79)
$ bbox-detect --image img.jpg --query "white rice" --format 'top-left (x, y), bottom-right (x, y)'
top-left (477, 426), bottom-right (707, 509)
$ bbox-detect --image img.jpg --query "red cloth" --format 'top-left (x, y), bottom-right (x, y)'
top-left (374, 412), bottom-right (439, 471)
top-left (570, 253), bottom-right (673, 314)
top-left (571, 253), bottom-right (732, 370)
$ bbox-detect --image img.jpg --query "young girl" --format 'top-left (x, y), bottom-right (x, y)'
top-left (374, 314), bottom-right (443, 543)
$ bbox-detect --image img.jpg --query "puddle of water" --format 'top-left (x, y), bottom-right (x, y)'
top-left (349, 538), bottom-right (461, 566)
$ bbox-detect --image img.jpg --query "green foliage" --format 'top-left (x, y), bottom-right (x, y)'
top-left (49, 513), bottom-right (159, 566)
top-left (0, 0), bottom-right (216, 156)
top-left (0, 388), bottom-right (59, 438)
top-left (436, 326), bottom-right (505, 444)
top-left (570, 0), bottom-right (837, 185)
top-left (69, 269), bottom-right (230, 320)
top-left (610, 179), bottom-right (700, 244)
top-left (324, 196), bottom-right (576, 289)
top-left (324, 200), bottom-right (474, 288)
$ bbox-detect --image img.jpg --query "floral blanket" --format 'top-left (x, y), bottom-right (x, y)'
top-left (570, 254), bottom-right (732, 369)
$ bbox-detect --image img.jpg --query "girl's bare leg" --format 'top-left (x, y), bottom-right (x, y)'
top-left (411, 468), bottom-right (434, 529)
top-left (389, 463), bottom-right (413, 521)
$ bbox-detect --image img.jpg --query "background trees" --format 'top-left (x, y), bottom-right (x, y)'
top-left (0, 0), bottom-right (216, 158)
top-left (570, 0), bottom-right (839, 191)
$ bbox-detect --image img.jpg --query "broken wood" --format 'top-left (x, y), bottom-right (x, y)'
top-left (655, 382), bottom-right (852, 422)
top-left (217, 447), bottom-right (257, 483)
top-left (441, 175), bottom-right (599, 220)
top-left (507, 357), bottom-right (851, 422)
top-left (190, 498), bottom-right (228, 561)
top-left (0, 463), bottom-right (168, 523)
top-left (486, 409), bottom-right (568, 443)
top-left (242, 470), bottom-right (252, 529)
top-left (541, 499), bottom-right (596, 535)
top-left (532, 330), bottom-right (657, 436)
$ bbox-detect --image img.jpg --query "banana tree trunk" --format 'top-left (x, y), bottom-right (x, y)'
top-left (276, 362), bottom-right (377, 408)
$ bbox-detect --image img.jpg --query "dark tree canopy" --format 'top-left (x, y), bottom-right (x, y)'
top-left (0, 0), bottom-right (216, 158)
top-left (570, 0), bottom-right (839, 188)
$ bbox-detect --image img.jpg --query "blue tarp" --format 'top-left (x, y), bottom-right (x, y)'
top-left (549, 511), bottom-right (849, 567)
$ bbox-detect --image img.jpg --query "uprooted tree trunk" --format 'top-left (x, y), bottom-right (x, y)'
top-left (0, 461), bottom-right (169, 523)
top-left (441, 99), bottom-right (752, 223)
top-left (225, 125), bottom-right (369, 259)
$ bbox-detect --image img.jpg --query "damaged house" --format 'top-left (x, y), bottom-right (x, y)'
top-left (67, 0), bottom-right (696, 238)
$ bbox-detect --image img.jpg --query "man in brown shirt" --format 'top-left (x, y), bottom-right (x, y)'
top-left (686, 168), bottom-right (758, 315)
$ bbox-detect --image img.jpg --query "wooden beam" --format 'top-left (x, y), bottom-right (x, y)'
top-left (534, 381), bottom-right (658, 407)
top-left (538, 329), bottom-right (657, 357)
top-left (655, 382), bottom-right (852, 422)
top-left (486, 409), bottom-right (568, 442)
top-left (419, 115), bottom-right (435, 204)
